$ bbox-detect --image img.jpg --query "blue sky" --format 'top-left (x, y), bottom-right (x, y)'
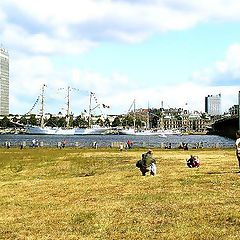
top-left (0, 0), bottom-right (240, 116)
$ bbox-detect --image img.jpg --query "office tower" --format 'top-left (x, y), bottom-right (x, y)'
top-left (205, 94), bottom-right (221, 116)
top-left (0, 47), bottom-right (9, 115)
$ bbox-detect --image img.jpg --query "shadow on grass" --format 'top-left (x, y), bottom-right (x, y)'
top-left (206, 171), bottom-right (238, 175)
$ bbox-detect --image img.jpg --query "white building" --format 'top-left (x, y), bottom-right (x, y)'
top-left (0, 47), bottom-right (9, 115)
top-left (205, 94), bottom-right (221, 116)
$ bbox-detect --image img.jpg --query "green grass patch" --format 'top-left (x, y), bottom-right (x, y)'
top-left (0, 147), bottom-right (239, 239)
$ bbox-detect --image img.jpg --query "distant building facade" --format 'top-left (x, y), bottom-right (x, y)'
top-left (0, 47), bottom-right (9, 115)
top-left (229, 104), bottom-right (239, 117)
top-left (205, 94), bottom-right (221, 116)
top-left (161, 110), bottom-right (211, 132)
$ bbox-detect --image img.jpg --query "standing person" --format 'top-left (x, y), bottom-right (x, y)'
top-left (127, 140), bottom-right (132, 149)
top-left (139, 149), bottom-right (156, 176)
top-left (235, 130), bottom-right (240, 173)
top-left (61, 140), bottom-right (66, 148)
top-left (92, 141), bottom-right (98, 149)
top-left (32, 139), bottom-right (36, 148)
top-left (119, 143), bottom-right (124, 151)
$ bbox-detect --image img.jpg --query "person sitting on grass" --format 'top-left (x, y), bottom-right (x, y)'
top-left (136, 149), bottom-right (157, 176)
top-left (186, 155), bottom-right (200, 168)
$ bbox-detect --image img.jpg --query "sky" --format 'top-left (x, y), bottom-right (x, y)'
top-left (0, 0), bottom-right (240, 116)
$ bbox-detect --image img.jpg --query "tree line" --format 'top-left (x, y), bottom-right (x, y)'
top-left (0, 108), bottom-right (208, 129)
top-left (0, 114), bottom-right (144, 128)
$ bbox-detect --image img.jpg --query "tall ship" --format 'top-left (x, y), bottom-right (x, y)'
top-left (25, 85), bottom-right (110, 135)
top-left (118, 99), bottom-right (181, 136)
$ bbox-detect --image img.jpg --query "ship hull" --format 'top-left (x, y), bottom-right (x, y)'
top-left (119, 128), bottom-right (181, 136)
top-left (25, 126), bottom-right (76, 135)
top-left (25, 125), bottom-right (110, 135)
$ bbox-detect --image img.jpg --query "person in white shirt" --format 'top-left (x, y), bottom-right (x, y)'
top-left (235, 130), bottom-right (240, 173)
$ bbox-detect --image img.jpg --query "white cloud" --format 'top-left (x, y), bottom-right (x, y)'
top-left (1, 23), bottom-right (97, 55)
top-left (2, 0), bottom-right (240, 48)
top-left (9, 53), bottom-right (76, 114)
top-left (192, 43), bottom-right (240, 86)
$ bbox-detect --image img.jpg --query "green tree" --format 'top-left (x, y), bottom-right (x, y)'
top-left (111, 116), bottom-right (121, 127)
top-left (12, 116), bottom-right (18, 123)
top-left (104, 118), bottom-right (111, 127)
top-left (135, 118), bottom-right (143, 128)
top-left (151, 115), bottom-right (159, 128)
top-left (122, 115), bottom-right (134, 127)
top-left (0, 116), bottom-right (11, 128)
top-left (19, 116), bottom-right (28, 125)
top-left (28, 115), bottom-right (38, 126)
top-left (96, 118), bottom-right (104, 127)
top-left (68, 115), bottom-right (74, 127)
top-left (58, 117), bottom-right (67, 127)
top-left (73, 115), bottom-right (88, 127)
top-left (46, 116), bottom-right (58, 127)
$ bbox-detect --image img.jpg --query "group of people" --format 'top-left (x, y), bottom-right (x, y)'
top-left (136, 130), bottom-right (240, 176)
top-left (57, 140), bottom-right (67, 149)
top-left (119, 140), bottom-right (133, 151)
top-left (31, 139), bottom-right (39, 148)
top-left (136, 150), bottom-right (200, 176)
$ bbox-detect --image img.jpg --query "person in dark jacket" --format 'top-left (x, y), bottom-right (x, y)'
top-left (139, 150), bottom-right (156, 176)
top-left (186, 155), bottom-right (200, 168)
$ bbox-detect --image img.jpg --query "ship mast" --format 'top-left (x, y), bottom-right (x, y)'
top-left (88, 92), bottom-right (103, 128)
top-left (127, 99), bottom-right (136, 130)
top-left (66, 86), bottom-right (71, 129)
top-left (40, 84), bottom-right (46, 128)
top-left (88, 92), bottom-right (93, 128)
top-left (133, 99), bottom-right (136, 130)
top-left (146, 101), bottom-right (150, 129)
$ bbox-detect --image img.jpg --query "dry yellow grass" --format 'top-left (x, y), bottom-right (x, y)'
top-left (0, 147), bottom-right (240, 239)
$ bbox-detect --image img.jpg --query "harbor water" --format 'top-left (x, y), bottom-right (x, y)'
top-left (0, 134), bottom-right (235, 149)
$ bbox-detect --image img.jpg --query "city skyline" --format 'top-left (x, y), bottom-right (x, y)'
top-left (0, 0), bottom-right (240, 115)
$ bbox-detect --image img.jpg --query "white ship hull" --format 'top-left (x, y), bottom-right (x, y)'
top-left (25, 126), bottom-right (76, 135)
top-left (119, 128), bottom-right (181, 136)
top-left (75, 126), bottom-right (110, 135)
top-left (119, 129), bottom-right (161, 135)
top-left (25, 125), bottom-right (110, 135)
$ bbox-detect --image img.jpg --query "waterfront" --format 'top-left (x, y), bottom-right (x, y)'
top-left (0, 134), bottom-right (235, 148)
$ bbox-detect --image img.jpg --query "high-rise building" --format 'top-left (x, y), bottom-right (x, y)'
top-left (0, 47), bottom-right (9, 116)
top-left (205, 94), bottom-right (221, 116)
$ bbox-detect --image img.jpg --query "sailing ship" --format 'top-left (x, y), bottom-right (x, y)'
top-left (75, 91), bottom-right (110, 135)
top-left (120, 127), bottom-right (181, 136)
top-left (119, 99), bottom-right (181, 136)
top-left (25, 85), bottom-right (109, 135)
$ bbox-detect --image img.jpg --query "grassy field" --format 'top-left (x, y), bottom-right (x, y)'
top-left (0, 147), bottom-right (240, 240)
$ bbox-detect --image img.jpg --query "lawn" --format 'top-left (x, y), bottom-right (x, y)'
top-left (0, 147), bottom-right (239, 239)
